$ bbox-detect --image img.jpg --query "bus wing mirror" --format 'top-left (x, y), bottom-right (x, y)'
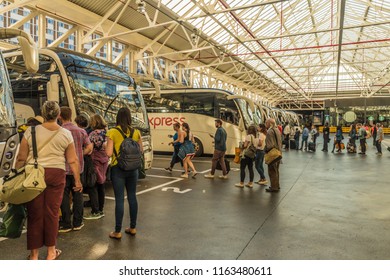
top-left (0, 28), bottom-right (38, 73)
top-left (47, 74), bottom-right (60, 103)
top-left (238, 118), bottom-right (245, 132)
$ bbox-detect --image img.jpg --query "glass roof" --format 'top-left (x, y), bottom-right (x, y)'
top-left (161, 0), bottom-right (390, 100)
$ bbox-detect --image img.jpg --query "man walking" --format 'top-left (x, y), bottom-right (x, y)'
top-left (376, 123), bottom-right (384, 155)
top-left (59, 107), bottom-right (93, 232)
top-left (265, 118), bottom-right (282, 193)
top-left (204, 119), bottom-right (228, 179)
top-left (322, 122), bottom-right (330, 152)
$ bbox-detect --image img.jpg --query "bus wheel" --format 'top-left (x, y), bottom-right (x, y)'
top-left (194, 137), bottom-right (203, 157)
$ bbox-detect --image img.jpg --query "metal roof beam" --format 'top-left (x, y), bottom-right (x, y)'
top-left (179, 0), bottom-right (289, 21)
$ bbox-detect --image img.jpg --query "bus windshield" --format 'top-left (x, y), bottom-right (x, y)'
top-left (236, 98), bottom-right (256, 127)
top-left (68, 73), bottom-right (149, 132)
top-left (0, 55), bottom-right (16, 132)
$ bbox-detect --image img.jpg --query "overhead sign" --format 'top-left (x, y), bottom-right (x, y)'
top-left (379, 116), bottom-right (385, 121)
top-left (368, 116), bottom-right (374, 121)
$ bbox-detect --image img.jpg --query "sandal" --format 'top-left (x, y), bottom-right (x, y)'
top-left (46, 249), bottom-right (62, 260)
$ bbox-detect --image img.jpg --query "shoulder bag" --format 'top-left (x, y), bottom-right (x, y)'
top-left (244, 135), bottom-right (256, 159)
top-left (0, 127), bottom-right (59, 205)
top-left (264, 129), bottom-right (283, 165)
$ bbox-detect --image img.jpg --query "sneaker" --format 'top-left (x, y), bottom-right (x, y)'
top-left (259, 179), bottom-right (268, 185)
top-left (109, 231), bottom-right (122, 239)
top-left (99, 211), bottom-right (105, 217)
top-left (73, 223), bottom-right (85, 231)
top-left (218, 175), bottom-right (228, 179)
top-left (204, 173), bottom-right (215, 179)
top-left (125, 227), bottom-right (137, 236)
top-left (58, 226), bottom-right (72, 233)
top-left (235, 183), bottom-right (244, 188)
top-left (180, 174), bottom-right (188, 178)
top-left (84, 212), bottom-right (104, 220)
top-left (245, 183), bottom-right (254, 188)
top-left (266, 188), bottom-right (280, 193)
top-left (164, 167), bottom-right (172, 172)
top-left (191, 172), bottom-right (198, 179)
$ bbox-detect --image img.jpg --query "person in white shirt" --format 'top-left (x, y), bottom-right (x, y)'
top-left (235, 125), bottom-right (257, 188)
top-left (376, 123), bottom-right (384, 155)
top-left (254, 124), bottom-right (268, 185)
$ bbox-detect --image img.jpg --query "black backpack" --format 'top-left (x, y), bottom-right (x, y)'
top-left (113, 127), bottom-right (142, 171)
top-left (81, 155), bottom-right (97, 189)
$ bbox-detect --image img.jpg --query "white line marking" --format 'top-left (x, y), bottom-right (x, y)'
top-left (137, 178), bottom-right (183, 195)
top-left (162, 187), bottom-right (192, 194)
top-left (151, 167), bottom-right (211, 174)
top-left (105, 177), bottom-right (184, 200)
top-left (153, 157), bottom-right (211, 163)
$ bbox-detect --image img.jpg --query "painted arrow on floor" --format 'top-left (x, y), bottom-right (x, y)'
top-left (161, 187), bottom-right (192, 194)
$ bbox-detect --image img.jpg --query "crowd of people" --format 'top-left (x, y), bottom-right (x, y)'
top-left (165, 118), bottom-right (283, 193)
top-left (16, 102), bottom-right (142, 259)
top-left (14, 103), bottom-right (388, 259)
top-left (277, 121), bottom-right (385, 156)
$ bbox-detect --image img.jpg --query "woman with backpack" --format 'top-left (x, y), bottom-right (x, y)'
top-left (235, 125), bottom-right (257, 188)
top-left (84, 114), bottom-right (109, 220)
top-left (106, 108), bottom-right (143, 239)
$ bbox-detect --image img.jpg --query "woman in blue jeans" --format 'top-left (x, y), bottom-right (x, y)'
top-left (255, 124), bottom-right (268, 185)
top-left (106, 108), bottom-right (143, 239)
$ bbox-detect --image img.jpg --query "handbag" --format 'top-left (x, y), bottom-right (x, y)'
top-left (0, 203), bottom-right (26, 238)
top-left (264, 129), bottom-right (282, 165)
top-left (233, 147), bottom-right (241, 163)
top-left (0, 126), bottom-right (58, 204)
top-left (244, 135), bottom-right (256, 159)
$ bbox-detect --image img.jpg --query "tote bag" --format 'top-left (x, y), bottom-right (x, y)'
top-left (0, 127), bottom-right (59, 204)
top-left (264, 129), bottom-right (282, 165)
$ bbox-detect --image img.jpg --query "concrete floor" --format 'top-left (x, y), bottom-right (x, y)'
top-left (0, 138), bottom-right (389, 260)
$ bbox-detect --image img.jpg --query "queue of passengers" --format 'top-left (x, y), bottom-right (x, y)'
top-left (16, 102), bottom-right (142, 259)
top-left (279, 121), bottom-right (385, 156)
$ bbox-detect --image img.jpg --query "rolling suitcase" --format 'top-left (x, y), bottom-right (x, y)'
top-left (308, 142), bottom-right (316, 152)
top-left (289, 139), bottom-right (296, 150)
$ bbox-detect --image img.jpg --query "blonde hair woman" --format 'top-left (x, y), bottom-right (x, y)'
top-left (16, 101), bottom-right (81, 260)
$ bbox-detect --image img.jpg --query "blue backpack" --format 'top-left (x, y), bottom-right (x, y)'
top-left (113, 127), bottom-right (142, 171)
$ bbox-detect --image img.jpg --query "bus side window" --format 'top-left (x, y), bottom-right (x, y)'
top-left (58, 83), bottom-right (69, 106)
top-left (183, 92), bottom-right (214, 117)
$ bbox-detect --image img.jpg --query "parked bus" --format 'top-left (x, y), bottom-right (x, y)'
top-left (0, 28), bottom-right (38, 212)
top-left (0, 28), bottom-right (38, 179)
top-left (141, 88), bottom-right (256, 156)
top-left (4, 47), bottom-right (153, 169)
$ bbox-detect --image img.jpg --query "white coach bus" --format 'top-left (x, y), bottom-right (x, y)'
top-left (141, 88), bottom-right (257, 156)
top-left (4, 47), bottom-right (153, 169)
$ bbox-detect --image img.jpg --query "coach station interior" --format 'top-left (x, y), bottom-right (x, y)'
top-left (0, 0), bottom-right (390, 260)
